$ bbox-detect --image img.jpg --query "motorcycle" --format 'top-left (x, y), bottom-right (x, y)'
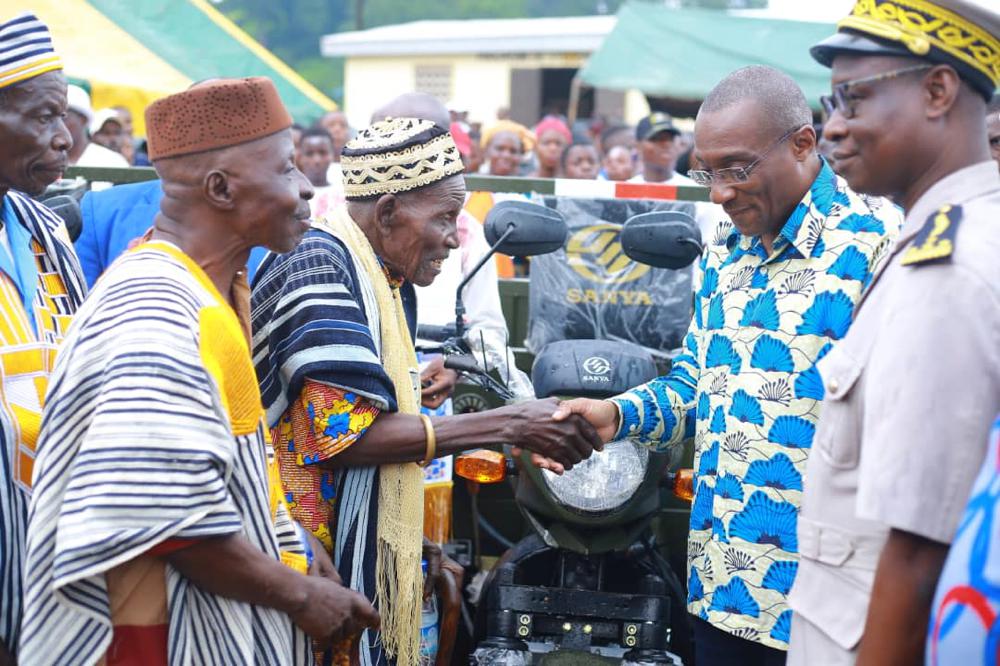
top-left (419, 202), bottom-right (702, 665)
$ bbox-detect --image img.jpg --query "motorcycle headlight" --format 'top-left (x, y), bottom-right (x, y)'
top-left (541, 439), bottom-right (649, 514)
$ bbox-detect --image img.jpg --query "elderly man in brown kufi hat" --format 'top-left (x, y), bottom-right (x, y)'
top-left (18, 77), bottom-right (377, 666)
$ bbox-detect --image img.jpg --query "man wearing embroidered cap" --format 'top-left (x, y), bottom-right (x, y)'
top-left (0, 12), bottom-right (86, 663)
top-left (251, 117), bottom-right (603, 665)
top-left (787, 1), bottom-right (1000, 664)
top-left (18, 77), bottom-right (377, 666)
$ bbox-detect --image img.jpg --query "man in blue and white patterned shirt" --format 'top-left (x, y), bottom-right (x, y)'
top-left (555, 66), bottom-right (902, 666)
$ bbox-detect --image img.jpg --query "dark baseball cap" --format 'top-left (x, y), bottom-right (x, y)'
top-left (636, 112), bottom-right (680, 141)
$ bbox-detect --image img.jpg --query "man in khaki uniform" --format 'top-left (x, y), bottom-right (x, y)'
top-left (787, 1), bottom-right (1000, 664)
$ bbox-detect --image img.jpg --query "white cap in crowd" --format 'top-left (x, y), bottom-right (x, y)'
top-left (66, 84), bottom-right (93, 124)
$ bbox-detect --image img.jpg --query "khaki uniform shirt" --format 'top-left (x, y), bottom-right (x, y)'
top-left (787, 161), bottom-right (1000, 658)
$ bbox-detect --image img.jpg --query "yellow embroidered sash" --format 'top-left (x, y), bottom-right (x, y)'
top-left (147, 241), bottom-right (309, 575)
top-left (2, 238), bottom-right (72, 492)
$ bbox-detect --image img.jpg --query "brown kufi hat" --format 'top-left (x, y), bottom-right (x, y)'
top-left (145, 77), bottom-right (293, 161)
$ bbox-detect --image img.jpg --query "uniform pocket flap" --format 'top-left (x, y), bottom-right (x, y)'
top-left (799, 518), bottom-right (854, 566)
top-left (815, 345), bottom-right (862, 401)
top-left (790, 558), bottom-right (871, 651)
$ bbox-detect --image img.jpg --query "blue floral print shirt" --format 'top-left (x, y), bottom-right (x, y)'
top-left (611, 159), bottom-right (902, 649)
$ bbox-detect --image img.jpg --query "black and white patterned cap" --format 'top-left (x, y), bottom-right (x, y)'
top-left (340, 117), bottom-right (465, 201)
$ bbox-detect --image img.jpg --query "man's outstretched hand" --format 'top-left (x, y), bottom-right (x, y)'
top-left (553, 398), bottom-right (620, 443)
top-left (499, 397), bottom-right (604, 471)
top-left (511, 446), bottom-right (567, 475)
top-left (514, 399), bottom-right (620, 474)
top-left (421, 356), bottom-right (458, 409)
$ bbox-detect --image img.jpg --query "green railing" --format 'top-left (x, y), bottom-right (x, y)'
top-left (65, 166), bottom-right (157, 184)
top-left (61, 166), bottom-right (708, 368)
top-left (65, 166), bottom-right (713, 201)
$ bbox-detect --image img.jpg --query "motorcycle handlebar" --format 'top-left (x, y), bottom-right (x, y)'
top-left (443, 354), bottom-right (482, 375)
top-left (416, 323), bottom-right (457, 342)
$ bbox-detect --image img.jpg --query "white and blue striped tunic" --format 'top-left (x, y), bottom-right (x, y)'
top-left (0, 190), bottom-right (86, 658)
top-left (18, 242), bottom-right (312, 665)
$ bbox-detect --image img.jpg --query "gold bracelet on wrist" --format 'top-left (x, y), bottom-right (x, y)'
top-left (418, 414), bottom-right (436, 467)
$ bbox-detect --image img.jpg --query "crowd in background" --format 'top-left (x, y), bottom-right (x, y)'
top-left (4, 3), bottom-right (999, 666)
top-left (69, 81), bottom-right (704, 186)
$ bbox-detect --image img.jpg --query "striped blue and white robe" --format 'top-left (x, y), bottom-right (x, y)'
top-left (18, 241), bottom-right (312, 665)
top-left (0, 190), bottom-right (86, 657)
top-left (252, 228), bottom-right (419, 666)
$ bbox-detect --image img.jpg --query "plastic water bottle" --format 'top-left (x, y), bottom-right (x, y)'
top-left (420, 560), bottom-right (439, 665)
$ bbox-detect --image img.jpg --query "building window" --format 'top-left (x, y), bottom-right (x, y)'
top-left (415, 65), bottom-right (452, 103)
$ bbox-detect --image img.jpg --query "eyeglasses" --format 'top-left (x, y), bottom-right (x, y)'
top-left (820, 64), bottom-right (933, 119)
top-left (689, 125), bottom-right (802, 187)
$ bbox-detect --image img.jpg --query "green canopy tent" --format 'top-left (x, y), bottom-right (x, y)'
top-left (578, 3), bottom-right (837, 110)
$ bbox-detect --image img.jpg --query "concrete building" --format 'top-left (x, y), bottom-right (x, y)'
top-left (321, 15), bottom-right (650, 130)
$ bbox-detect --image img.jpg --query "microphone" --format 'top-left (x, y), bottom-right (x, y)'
top-left (43, 195), bottom-right (84, 242)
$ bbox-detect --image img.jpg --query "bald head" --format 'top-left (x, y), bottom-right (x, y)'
top-left (153, 130), bottom-right (295, 219)
top-left (153, 127), bottom-right (312, 255)
top-left (372, 92), bottom-right (450, 129)
top-left (699, 65), bottom-right (812, 136)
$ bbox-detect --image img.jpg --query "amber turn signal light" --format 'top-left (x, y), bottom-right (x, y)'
top-left (672, 468), bottom-right (694, 502)
top-left (455, 449), bottom-right (507, 484)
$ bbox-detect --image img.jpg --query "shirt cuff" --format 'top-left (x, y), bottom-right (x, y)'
top-left (607, 397), bottom-right (628, 441)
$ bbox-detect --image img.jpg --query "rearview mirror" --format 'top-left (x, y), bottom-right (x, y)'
top-left (485, 200), bottom-right (567, 257)
top-left (621, 210), bottom-right (703, 270)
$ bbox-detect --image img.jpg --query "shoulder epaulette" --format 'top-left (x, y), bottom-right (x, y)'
top-left (900, 204), bottom-right (962, 266)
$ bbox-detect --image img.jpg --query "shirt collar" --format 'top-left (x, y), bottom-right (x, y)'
top-left (726, 158), bottom-right (838, 262)
top-left (377, 258), bottom-right (405, 289)
top-left (0, 194), bottom-right (43, 329)
top-left (344, 206), bottom-right (406, 289)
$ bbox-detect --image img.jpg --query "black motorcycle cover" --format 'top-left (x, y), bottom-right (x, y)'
top-left (527, 197), bottom-right (698, 358)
